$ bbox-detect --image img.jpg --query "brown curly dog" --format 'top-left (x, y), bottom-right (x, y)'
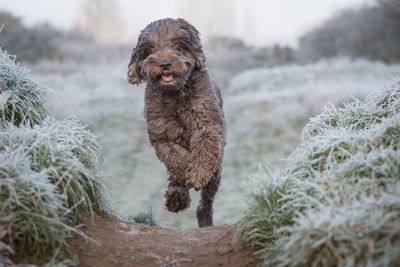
top-left (127, 18), bottom-right (226, 227)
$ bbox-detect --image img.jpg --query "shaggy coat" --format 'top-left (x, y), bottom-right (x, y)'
top-left (127, 18), bottom-right (225, 227)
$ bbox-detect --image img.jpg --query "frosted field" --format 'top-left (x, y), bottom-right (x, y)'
top-left (36, 58), bottom-right (400, 228)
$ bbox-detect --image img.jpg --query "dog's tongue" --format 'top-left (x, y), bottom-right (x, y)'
top-left (162, 74), bottom-right (173, 82)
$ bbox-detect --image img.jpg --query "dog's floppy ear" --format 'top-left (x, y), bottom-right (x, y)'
top-left (192, 40), bottom-right (206, 72)
top-left (127, 47), bottom-right (143, 85)
top-left (178, 19), bottom-right (206, 72)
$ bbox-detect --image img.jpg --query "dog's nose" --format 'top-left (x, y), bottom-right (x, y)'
top-left (158, 60), bottom-right (172, 70)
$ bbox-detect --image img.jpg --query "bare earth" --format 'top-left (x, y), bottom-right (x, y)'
top-left (70, 216), bottom-right (257, 267)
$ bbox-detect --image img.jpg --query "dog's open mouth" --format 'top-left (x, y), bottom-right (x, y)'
top-left (161, 73), bottom-right (174, 83)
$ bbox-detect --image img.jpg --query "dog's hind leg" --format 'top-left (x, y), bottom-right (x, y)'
top-left (165, 175), bottom-right (191, 212)
top-left (196, 166), bottom-right (221, 227)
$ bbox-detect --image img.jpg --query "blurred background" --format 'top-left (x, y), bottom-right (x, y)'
top-left (0, 0), bottom-right (399, 228)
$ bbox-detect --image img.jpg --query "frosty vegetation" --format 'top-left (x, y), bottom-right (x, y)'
top-left (0, 51), bottom-right (48, 126)
top-left (0, 48), bottom-right (110, 265)
top-left (238, 80), bottom-right (400, 266)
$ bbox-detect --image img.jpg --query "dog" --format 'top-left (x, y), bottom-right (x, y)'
top-left (127, 18), bottom-right (225, 227)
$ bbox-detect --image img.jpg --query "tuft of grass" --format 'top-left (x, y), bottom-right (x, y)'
top-left (0, 148), bottom-right (73, 261)
top-left (0, 49), bottom-right (49, 126)
top-left (126, 211), bottom-right (158, 226)
top-left (0, 117), bottom-right (110, 263)
top-left (0, 117), bottom-right (107, 223)
top-left (0, 48), bottom-right (110, 265)
top-left (238, 80), bottom-right (400, 266)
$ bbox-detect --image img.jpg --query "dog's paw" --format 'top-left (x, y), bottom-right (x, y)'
top-left (165, 186), bottom-right (190, 212)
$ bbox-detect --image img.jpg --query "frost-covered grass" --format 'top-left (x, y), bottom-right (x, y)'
top-left (219, 58), bottom-right (400, 226)
top-left (1, 118), bottom-right (107, 223)
top-left (0, 49), bottom-right (109, 265)
top-left (126, 211), bottom-right (158, 226)
top-left (0, 51), bottom-right (48, 126)
top-left (37, 58), bottom-right (400, 228)
top-left (238, 81), bottom-right (400, 266)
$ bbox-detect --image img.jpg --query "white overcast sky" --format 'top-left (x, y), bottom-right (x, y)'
top-left (0, 0), bottom-right (370, 46)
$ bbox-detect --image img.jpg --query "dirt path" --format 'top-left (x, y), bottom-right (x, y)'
top-left (70, 216), bottom-right (256, 267)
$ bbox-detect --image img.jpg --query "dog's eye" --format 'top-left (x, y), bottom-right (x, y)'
top-left (173, 38), bottom-right (191, 52)
top-left (138, 43), bottom-right (154, 59)
top-left (174, 45), bottom-right (185, 53)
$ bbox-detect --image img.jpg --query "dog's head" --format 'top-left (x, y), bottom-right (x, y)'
top-left (127, 18), bottom-right (206, 91)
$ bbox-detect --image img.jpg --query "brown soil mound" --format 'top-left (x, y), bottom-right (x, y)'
top-left (70, 216), bottom-right (257, 267)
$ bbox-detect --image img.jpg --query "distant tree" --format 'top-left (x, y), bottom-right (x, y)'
top-left (0, 11), bottom-right (60, 62)
top-left (376, 0), bottom-right (400, 62)
top-left (177, 0), bottom-right (237, 41)
top-left (74, 0), bottom-right (125, 44)
top-left (297, 0), bottom-right (400, 63)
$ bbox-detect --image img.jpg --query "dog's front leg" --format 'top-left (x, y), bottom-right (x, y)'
top-left (152, 141), bottom-right (190, 183)
top-left (185, 129), bottom-right (222, 190)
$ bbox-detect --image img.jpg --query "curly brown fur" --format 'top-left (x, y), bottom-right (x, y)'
top-left (165, 176), bottom-right (191, 212)
top-left (127, 18), bottom-right (226, 227)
